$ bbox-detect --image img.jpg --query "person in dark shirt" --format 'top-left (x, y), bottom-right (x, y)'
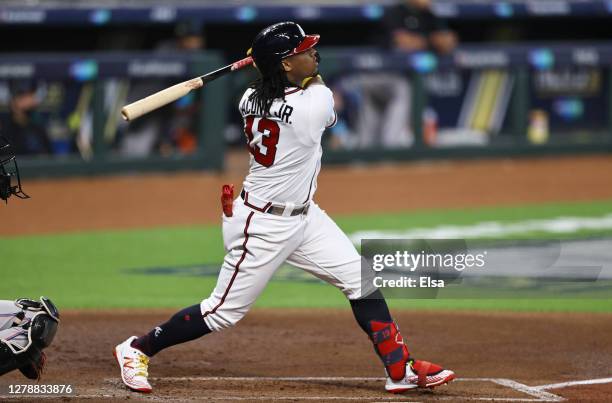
top-left (332, 0), bottom-right (457, 149)
top-left (2, 82), bottom-right (51, 156)
top-left (118, 19), bottom-right (205, 157)
top-left (384, 0), bottom-right (457, 54)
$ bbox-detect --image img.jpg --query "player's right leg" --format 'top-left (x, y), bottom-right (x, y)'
top-left (287, 203), bottom-right (455, 393)
top-left (114, 198), bottom-right (305, 393)
top-left (349, 292), bottom-right (455, 392)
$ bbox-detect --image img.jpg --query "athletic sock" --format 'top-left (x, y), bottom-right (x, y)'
top-left (131, 304), bottom-right (211, 357)
top-left (349, 289), bottom-right (392, 333)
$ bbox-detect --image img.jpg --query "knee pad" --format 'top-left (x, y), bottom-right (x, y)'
top-left (368, 321), bottom-right (410, 381)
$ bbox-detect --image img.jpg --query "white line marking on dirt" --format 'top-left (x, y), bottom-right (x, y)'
top-left (21, 376), bottom-right (612, 401)
top-left (492, 379), bottom-right (564, 402)
top-left (149, 376), bottom-right (509, 382)
top-left (96, 377), bottom-right (572, 402)
top-left (150, 376), bottom-right (383, 381)
top-left (534, 377), bottom-right (612, 390)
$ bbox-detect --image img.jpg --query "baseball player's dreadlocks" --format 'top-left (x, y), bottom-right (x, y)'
top-left (248, 64), bottom-right (292, 116)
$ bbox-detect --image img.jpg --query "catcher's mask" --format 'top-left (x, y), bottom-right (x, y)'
top-left (0, 135), bottom-right (29, 203)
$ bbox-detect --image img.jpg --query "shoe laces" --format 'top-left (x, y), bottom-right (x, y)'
top-left (134, 353), bottom-right (149, 378)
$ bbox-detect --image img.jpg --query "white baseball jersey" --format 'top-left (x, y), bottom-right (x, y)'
top-left (199, 83), bottom-right (374, 333)
top-left (238, 84), bottom-right (337, 204)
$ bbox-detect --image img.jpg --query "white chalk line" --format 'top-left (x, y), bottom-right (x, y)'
top-left (148, 376), bottom-right (516, 382)
top-left (533, 376), bottom-right (612, 390)
top-left (150, 376), bottom-right (383, 381)
top-left (492, 379), bottom-right (563, 402)
top-left (104, 376), bottom-right (564, 402)
top-left (5, 376), bottom-right (610, 401)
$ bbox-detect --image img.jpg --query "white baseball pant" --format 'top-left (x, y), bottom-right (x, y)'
top-left (200, 196), bottom-right (375, 332)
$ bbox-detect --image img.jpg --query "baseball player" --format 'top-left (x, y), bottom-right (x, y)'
top-left (114, 21), bottom-right (455, 394)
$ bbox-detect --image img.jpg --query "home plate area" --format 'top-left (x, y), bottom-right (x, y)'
top-left (1, 310), bottom-right (610, 401)
top-left (2, 376), bottom-right (611, 401)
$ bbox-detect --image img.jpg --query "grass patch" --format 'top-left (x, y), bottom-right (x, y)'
top-left (1, 199), bottom-right (611, 311)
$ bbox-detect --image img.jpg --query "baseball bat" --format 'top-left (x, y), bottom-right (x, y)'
top-left (121, 56), bottom-right (253, 121)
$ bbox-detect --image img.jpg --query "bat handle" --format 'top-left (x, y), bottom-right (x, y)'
top-left (231, 56), bottom-right (254, 71)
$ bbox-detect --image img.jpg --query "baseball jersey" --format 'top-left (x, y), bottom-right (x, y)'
top-left (238, 84), bottom-right (337, 204)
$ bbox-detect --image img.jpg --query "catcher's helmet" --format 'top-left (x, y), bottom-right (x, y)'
top-left (251, 21), bottom-right (320, 75)
top-left (0, 136), bottom-right (29, 203)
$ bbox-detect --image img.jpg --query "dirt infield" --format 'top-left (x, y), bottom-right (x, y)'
top-left (3, 153), bottom-right (612, 236)
top-left (1, 309), bottom-right (611, 401)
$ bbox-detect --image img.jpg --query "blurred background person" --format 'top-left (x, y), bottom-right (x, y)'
top-left (117, 19), bottom-right (205, 157)
top-left (332, 0), bottom-right (457, 150)
top-left (1, 81), bottom-right (51, 156)
top-left (385, 0), bottom-right (457, 54)
top-left (156, 19), bottom-right (205, 157)
top-left (155, 19), bottom-right (206, 53)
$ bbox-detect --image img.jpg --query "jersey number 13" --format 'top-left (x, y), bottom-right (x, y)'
top-left (244, 116), bottom-right (280, 167)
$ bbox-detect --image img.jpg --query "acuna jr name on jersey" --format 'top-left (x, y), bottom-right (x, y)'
top-left (239, 96), bottom-right (294, 124)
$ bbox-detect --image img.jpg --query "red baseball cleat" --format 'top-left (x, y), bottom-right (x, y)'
top-left (385, 358), bottom-right (456, 393)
